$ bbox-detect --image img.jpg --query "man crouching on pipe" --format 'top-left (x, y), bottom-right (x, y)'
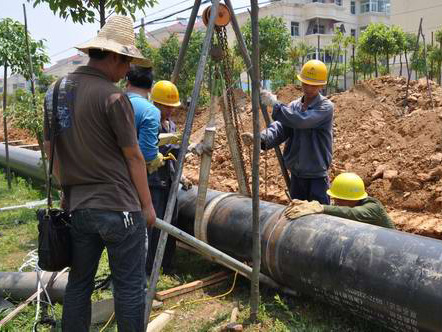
top-left (285, 172), bottom-right (395, 229)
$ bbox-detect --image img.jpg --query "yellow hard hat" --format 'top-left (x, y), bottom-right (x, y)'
top-left (327, 173), bottom-right (368, 201)
top-left (297, 60), bottom-right (328, 86)
top-left (151, 80), bottom-right (181, 107)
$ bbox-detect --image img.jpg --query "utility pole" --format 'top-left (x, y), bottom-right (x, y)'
top-left (250, 0), bottom-right (261, 322)
top-left (2, 63), bottom-right (11, 190)
top-left (23, 4), bottom-right (48, 187)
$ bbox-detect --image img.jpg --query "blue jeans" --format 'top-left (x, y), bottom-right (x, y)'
top-left (290, 175), bottom-right (330, 204)
top-left (62, 209), bottom-right (147, 332)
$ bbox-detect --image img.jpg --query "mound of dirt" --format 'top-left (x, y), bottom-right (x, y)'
top-left (330, 77), bottom-right (442, 214)
top-left (0, 111), bottom-right (37, 145)
top-left (179, 77), bottom-right (442, 238)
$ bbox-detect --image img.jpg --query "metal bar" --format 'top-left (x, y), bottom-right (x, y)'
top-left (144, 0), bottom-right (221, 325)
top-left (2, 63), bottom-right (11, 189)
top-left (194, 74), bottom-right (218, 234)
top-left (250, 0), bottom-right (261, 321)
top-left (171, 0), bottom-right (202, 84)
top-left (154, 218), bottom-right (295, 295)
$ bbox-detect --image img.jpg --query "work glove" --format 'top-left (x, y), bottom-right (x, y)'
top-left (260, 89), bottom-right (279, 107)
top-left (284, 199), bottom-right (324, 220)
top-left (180, 175), bottom-right (192, 191)
top-left (188, 142), bottom-right (212, 156)
top-left (158, 132), bottom-right (182, 146)
top-left (146, 152), bottom-right (165, 174)
top-left (241, 132), bottom-right (254, 147)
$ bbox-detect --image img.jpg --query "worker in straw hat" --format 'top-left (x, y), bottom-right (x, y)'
top-left (43, 15), bottom-right (156, 331)
top-left (284, 172), bottom-right (395, 229)
top-left (242, 59), bottom-right (333, 204)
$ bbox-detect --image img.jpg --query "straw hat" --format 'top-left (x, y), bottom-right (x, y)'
top-left (76, 15), bottom-right (151, 67)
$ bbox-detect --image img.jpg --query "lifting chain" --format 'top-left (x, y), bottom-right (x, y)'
top-left (215, 25), bottom-right (251, 195)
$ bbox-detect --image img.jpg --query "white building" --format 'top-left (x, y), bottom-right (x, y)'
top-left (145, 17), bottom-right (206, 48)
top-left (44, 54), bottom-right (89, 78)
top-left (0, 74), bottom-right (30, 96)
top-left (391, 0), bottom-right (441, 41)
top-left (227, 0), bottom-right (391, 59)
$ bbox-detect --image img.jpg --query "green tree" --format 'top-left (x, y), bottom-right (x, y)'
top-left (239, 16), bottom-right (291, 82)
top-left (29, 0), bottom-right (157, 27)
top-left (0, 18), bottom-right (49, 81)
top-left (358, 23), bottom-right (394, 77)
top-left (154, 33), bottom-right (180, 81)
top-left (5, 89), bottom-right (45, 143)
top-left (0, 18), bottom-right (49, 188)
top-left (435, 29), bottom-right (442, 85)
top-left (36, 73), bottom-right (56, 93)
top-left (404, 32), bottom-right (417, 78)
top-left (135, 25), bottom-right (157, 63)
top-left (389, 25), bottom-right (406, 75)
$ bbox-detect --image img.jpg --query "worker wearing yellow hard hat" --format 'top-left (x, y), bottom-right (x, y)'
top-left (145, 79), bottom-right (189, 275)
top-left (242, 59), bottom-right (333, 204)
top-left (284, 173), bottom-right (396, 229)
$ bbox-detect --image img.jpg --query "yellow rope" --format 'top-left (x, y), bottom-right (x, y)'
top-left (149, 270), bottom-right (239, 321)
top-left (99, 311), bottom-right (115, 332)
top-left (99, 271), bottom-right (239, 330)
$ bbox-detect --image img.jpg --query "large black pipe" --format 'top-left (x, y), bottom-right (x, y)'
top-left (178, 187), bottom-right (442, 332)
top-left (3, 147), bottom-right (442, 331)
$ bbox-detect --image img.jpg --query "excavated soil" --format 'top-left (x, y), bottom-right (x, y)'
top-left (180, 78), bottom-right (442, 239)
top-left (0, 110), bottom-right (37, 145)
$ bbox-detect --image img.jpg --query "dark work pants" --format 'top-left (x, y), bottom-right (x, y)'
top-left (146, 187), bottom-right (178, 275)
top-left (62, 209), bottom-right (146, 332)
top-left (290, 175), bottom-right (330, 204)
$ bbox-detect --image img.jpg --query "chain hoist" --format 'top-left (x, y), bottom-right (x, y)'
top-left (215, 25), bottom-right (251, 195)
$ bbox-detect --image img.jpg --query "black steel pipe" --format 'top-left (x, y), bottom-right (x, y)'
top-left (3, 147), bottom-right (442, 331)
top-left (178, 187), bottom-right (442, 332)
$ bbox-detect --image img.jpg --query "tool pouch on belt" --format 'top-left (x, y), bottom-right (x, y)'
top-left (37, 78), bottom-right (72, 272)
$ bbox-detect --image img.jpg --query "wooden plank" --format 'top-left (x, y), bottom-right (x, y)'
top-left (155, 271), bottom-right (230, 301)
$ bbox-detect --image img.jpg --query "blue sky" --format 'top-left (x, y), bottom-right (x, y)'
top-left (0, 0), bottom-right (251, 68)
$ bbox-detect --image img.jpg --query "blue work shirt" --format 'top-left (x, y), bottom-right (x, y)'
top-left (127, 92), bottom-right (161, 162)
top-left (260, 93), bottom-right (333, 178)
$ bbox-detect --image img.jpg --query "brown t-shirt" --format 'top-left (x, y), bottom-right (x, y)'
top-left (44, 66), bottom-right (140, 212)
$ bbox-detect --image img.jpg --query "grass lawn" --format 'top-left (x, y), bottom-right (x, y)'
top-left (0, 173), bottom-right (388, 331)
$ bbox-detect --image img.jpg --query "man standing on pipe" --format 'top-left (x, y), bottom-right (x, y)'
top-left (43, 16), bottom-right (156, 331)
top-left (284, 172), bottom-right (395, 229)
top-left (242, 60), bottom-right (333, 204)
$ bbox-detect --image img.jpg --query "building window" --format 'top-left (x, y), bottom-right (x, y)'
top-left (313, 24), bottom-right (325, 34)
top-left (335, 0), bottom-right (342, 5)
top-left (12, 84), bottom-right (18, 90)
top-left (351, 29), bottom-right (356, 38)
top-left (360, 26), bottom-right (367, 33)
top-left (291, 22), bottom-right (300, 36)
top-left (351, 1), bottom-right (356, 14)
top-left (360, 0), bottom-right (390, 14)
top-left (312, 0), bottom-right (325, 3)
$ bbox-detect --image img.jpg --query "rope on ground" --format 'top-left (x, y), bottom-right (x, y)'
top-left (99, 271), bottom-right (239, 331)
